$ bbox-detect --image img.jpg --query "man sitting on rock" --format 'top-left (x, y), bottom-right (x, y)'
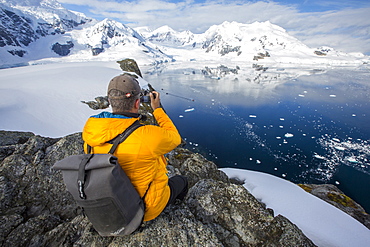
top-left (82, 74), bottom-right (188, 222)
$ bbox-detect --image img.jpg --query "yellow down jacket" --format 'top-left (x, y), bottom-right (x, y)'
top-left (82, 108), bottom-right (181, 221)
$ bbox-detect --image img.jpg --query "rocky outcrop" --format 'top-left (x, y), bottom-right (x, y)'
top-left (117, 59), bottom-right (143, 78)
top-left (81, 96), bottom-right (110, 110)
top-left (0, 131), bottom-right (82, 246)
top-left (91, 47), bottom-right (104, 56)
top-left (52, 41), bottom-right (74, 56)
top-left (0, 130), bottom-right (316, 246)
top-left (253, 51), bottom-right (270, 61)
top-left (7, 49), bottom-right (27, 57)
top-left (298, 184), bottom-right (370, 229)
top-left (314, 51), bottom-right (326, 56)
top-left (219, 45), bottom-right (242, 56)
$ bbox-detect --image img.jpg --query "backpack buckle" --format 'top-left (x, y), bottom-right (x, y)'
top-left (78, 180), bottom-right (86, 199)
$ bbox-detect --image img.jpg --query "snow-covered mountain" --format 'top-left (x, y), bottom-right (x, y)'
top-left (140, 25), bottom-right (196, 47)
top-left (62, 18), bottom-right (173, 62)
top-left (200, 21), bottom-right (310, 57)
top-left (0, 0), bottom-right (173, 67)
top-left (0, 0), bottom-right (368, 68)
top-left (0, 0), bottom-right (89, 64)
top-left (145, 21), bottom-right (368, 65)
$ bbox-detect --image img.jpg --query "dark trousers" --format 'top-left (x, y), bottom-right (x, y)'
top-left (167, 175), bottom-right (188, 206)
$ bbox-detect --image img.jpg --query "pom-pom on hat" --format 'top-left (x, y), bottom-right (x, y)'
top-left (107, 74), bottom-right (141, 99)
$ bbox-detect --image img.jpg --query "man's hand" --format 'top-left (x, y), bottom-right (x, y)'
top-left (150, 91), bottom-right (161, 110)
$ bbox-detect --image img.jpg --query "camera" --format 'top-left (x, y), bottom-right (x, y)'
top-left (140, 90), bottom-right (155, 103)
top-left (141, 95), bottom-right (150, 103)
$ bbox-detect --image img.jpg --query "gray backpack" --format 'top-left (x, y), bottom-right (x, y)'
top-left (53, 120), bottom-right (146, 236)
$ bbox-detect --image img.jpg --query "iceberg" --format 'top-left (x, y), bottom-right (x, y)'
top-left (184, 108), bottom-right (195, 112)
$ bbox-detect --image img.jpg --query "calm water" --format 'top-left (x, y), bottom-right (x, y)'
top-left (143, 65), bottom-right (370, 212)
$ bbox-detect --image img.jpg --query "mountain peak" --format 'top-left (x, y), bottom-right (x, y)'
top-left (86, 18), bottom-right (145, 43)
top-left (153, 25), bottom-right (176, 33)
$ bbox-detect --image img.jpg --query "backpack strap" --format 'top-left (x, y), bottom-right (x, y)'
top-left (77, 154), bottom-right (94, 200)
top-left (108, 120), bottom-right (143, 155)
top-left (87, 144), bottom-right (92, 154)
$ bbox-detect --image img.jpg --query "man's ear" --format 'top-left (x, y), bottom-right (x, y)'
top-left (134, 98), bottom-right (140, 109)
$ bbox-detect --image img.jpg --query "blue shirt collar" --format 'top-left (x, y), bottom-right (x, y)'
top-left (90, 112), bottom-right (130, 119)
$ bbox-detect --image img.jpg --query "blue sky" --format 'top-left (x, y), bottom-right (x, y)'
top-left (58, 0), bottom-right (370, 54)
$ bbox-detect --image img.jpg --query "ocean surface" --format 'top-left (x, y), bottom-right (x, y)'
top-left (143, 65), bottom-right (370, 212)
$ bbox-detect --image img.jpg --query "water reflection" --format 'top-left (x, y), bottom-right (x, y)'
top-left (143, 64), bottom-right (370, 211)
top-left (146, 63), bottom-right (370, 106)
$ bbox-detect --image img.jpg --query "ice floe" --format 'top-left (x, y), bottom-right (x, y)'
top-left (315, 135), bottom-right (370, 181)
top-left (184, 108), bottom-right (195, 112)
top-left (314, 154), bottom-right (326, 160)
top-left (334, 146), bottom-right (346, 151)
top-left (284, 133), bottom-right (294, 138)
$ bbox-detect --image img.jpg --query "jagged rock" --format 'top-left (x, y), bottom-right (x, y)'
top-left (253, 51), bottom-right (270, 61)
top-left (0, 132), bottom-right (83, 246)
top-left (91, 47), bottom-right (104, 56)
top-left (117, 59), bottom-right (143, 78)
top-left (252, 63), bottom-right (269, 72)
top-left (187, 179), bottom-right (315, 246)
top-left (0, 130), bottom-right (34, 146)
top-left (7, 49), bottom-right (27, 57)
top-left (219, 45), bottom-right (241, 56)
top-left (52, 41), bottom-right (74, 56)
top-left (298, 184), bottom-right (370, 229)
top-left (0, 130), bottom-right (317, 246)
top-left (314, 51), bottom-right (326, 56)
top-left (81, 96), bottom-right (110, 110)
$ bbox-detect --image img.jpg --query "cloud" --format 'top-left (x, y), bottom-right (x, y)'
top-left (58, 0), bottom-right (370, 54)
top-left (282, 7), bottom-right (370, 53)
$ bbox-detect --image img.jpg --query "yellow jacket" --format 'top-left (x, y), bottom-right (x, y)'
top-left (82, 108), bottom-right (181, 221)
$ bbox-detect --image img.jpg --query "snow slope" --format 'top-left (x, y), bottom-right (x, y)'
top-left (0, 62), bottom-right (120, 137)
top-left (0, 61), bottom-right (369, 247)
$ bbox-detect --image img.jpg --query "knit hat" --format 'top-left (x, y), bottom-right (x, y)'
top-left (107, 75), bottom-right (141, 99)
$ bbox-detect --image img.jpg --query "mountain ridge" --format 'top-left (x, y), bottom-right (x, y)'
top-left (0, 0), bottom-right (369, 68)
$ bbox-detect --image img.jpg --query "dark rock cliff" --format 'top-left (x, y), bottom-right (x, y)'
top-left (0, 130), bottom-right (318, 246)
